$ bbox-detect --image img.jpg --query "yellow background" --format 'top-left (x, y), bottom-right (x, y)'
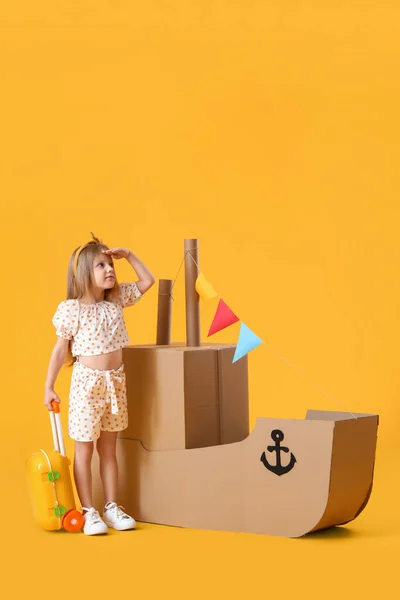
top-left (1, 2), bottom-right (399, 598)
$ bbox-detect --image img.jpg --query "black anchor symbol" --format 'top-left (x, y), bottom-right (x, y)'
top-left (260, 429), bottom-right (297, 476)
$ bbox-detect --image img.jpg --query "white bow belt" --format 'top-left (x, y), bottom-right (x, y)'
top-left (84, 367), bottom-right (125, 415)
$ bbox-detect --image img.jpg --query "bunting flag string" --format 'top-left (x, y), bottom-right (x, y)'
top-left (183, 252), bottom-right (354, 415)
top-left (192, 267), bottom-right (263, 363)
top-left (169, 251), bottom-right (262, 363)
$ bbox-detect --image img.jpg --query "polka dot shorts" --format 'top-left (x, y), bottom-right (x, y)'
top-left (68, 361), bottom-right (128, 442)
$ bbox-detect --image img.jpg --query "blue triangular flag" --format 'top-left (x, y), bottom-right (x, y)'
top-left (233, 323), bottom-right (263, 363)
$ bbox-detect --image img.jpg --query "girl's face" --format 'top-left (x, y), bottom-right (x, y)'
top-left (93, 252), bottom-right (116, 290)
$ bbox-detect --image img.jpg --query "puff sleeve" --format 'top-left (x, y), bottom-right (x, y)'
top-left (52, 300), bottom-right (80, 340)
top-left (119, 282), bottom-right (142, 308)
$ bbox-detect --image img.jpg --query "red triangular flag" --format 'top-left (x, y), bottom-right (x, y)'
top-left (208, 299), bottom-right (240, 336)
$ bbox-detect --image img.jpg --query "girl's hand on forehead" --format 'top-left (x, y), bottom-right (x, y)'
top-left (103, 247), bottom-right (130, 260)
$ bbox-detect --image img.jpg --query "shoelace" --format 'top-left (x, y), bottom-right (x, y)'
top-left (105, 502), bottom-right (130, 520)
top-left (82, 507), bottom-right (102, 524)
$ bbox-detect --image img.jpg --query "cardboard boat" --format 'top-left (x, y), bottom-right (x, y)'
top-left (92, 239), bottom-right (379, 537)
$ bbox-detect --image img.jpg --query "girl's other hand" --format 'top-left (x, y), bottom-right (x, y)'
top-left (44, 387), bottom-right (61, 410)
top-left (103, 248), bottom-right (130, 259)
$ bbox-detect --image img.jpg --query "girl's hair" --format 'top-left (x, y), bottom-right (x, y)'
top-left (65, 233), bottom-right (122, 366)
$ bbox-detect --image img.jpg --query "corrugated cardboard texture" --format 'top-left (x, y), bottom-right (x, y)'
top-left (120, 343), bottom-right (249, 450)
top-left (121, 346), bottom-right (187, 450)
top-left (306, 411), bottom-right (379, 531)
top-left (217, 347), bottom-right (249, 444)
top-left (184, 348), bottom-right (220, 448)
top-left (92, 411), bottom-right (378, 537)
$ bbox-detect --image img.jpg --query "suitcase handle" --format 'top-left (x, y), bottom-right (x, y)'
top-left (49, 400), bottom-right (66, 457)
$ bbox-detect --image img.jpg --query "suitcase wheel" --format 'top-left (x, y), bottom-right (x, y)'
top-left (63, 509), bottom-right (85, 533)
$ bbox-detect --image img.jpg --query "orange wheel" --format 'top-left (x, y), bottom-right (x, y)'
top-left (63, 509), bottom-right (84, 533)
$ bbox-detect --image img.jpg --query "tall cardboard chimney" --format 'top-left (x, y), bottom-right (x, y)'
top-left (156, 279), bottom-right (173, 345)
top-left (184, 238), bottom-right (200, 346)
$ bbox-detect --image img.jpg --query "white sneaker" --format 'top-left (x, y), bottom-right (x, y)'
top-left (102, 502), bottom-right (136, 531)
top-left (82, 507), bottom-right (109, 536)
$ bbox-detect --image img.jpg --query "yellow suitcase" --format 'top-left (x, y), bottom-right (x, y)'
top-left (26, 401), bottom-right (84, 532)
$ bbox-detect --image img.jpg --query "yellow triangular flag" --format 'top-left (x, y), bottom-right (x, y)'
top-left (195, 272), bottom-right (218, 300)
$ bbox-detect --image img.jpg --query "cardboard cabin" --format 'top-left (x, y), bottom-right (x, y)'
top-left (122, 343), bottom-right (249, 451)
top-left (92, 239), bottom-right (379, 537)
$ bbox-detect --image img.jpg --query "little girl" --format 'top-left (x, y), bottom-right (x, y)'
top-left (43, 233), bottom-right (155, 535)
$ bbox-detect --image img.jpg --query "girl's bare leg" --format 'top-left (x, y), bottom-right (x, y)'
top-left (96, 431), bottom-right (118, 504)
top-left (73, 441), bottom-right (94, 508)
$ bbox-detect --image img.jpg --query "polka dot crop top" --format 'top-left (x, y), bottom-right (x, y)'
top-left (52, 282), bottom-right (142, 357)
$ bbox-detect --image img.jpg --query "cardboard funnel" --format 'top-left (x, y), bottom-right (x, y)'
top-left (93, 410), bottom-right (378, 537)
top-left (184, 238), bottom-right (200, 346)
top-left (156, 279), bottom-right (172, 345)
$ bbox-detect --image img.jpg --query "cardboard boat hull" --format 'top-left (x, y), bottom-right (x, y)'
top-left (93, 410), bottom-right (378, 537)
